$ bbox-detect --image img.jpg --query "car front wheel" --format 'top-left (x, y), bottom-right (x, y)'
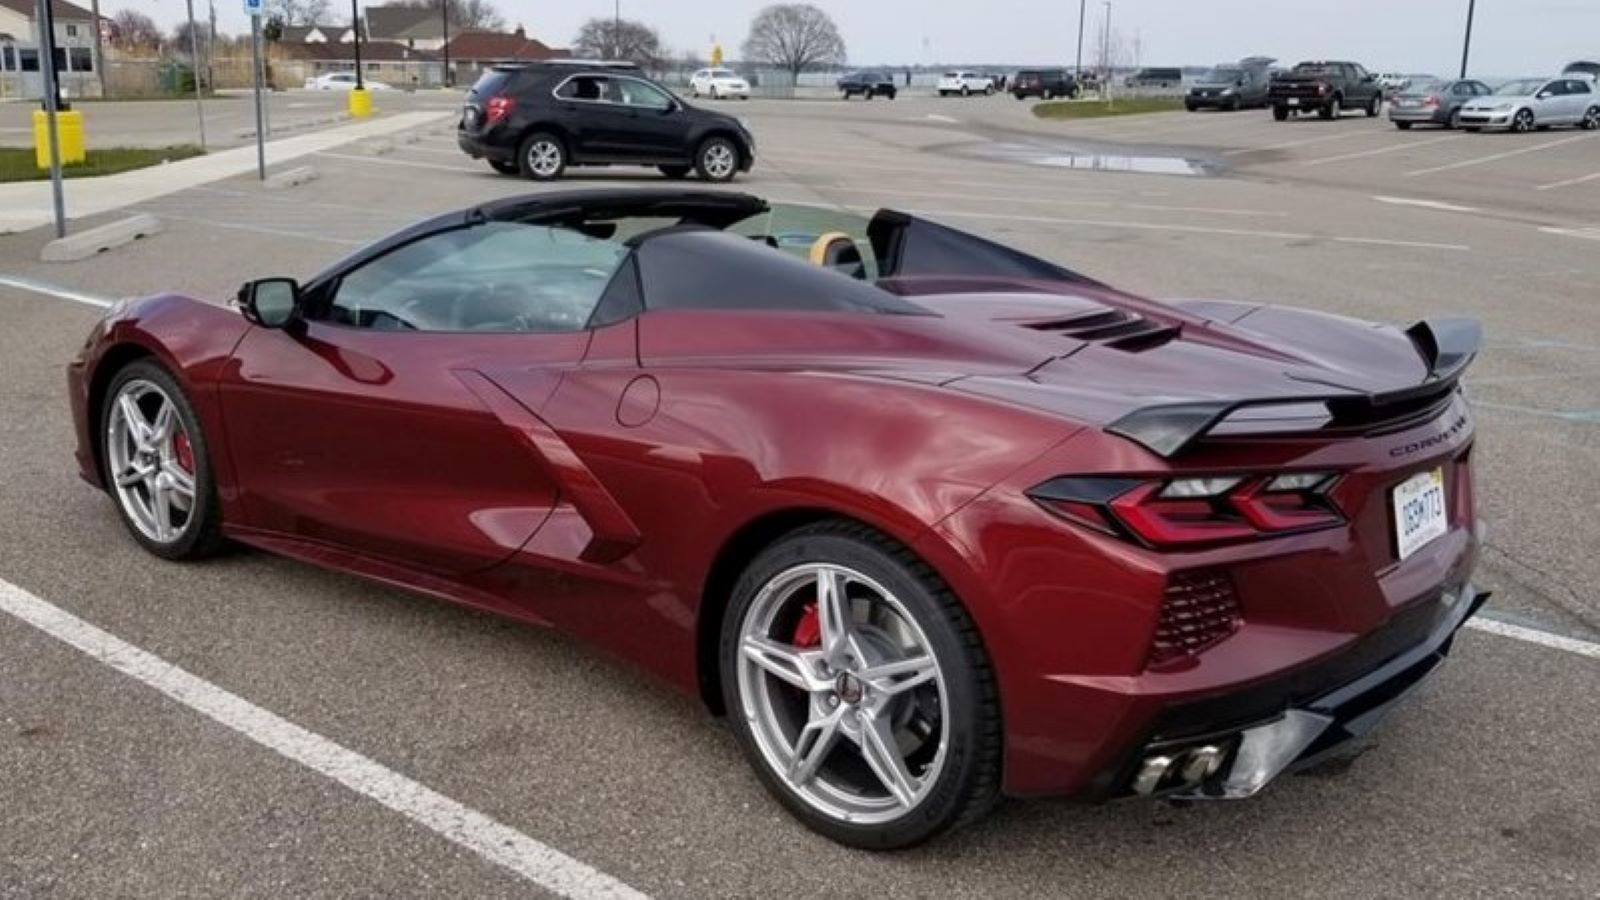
top-left (1583, 106), bottom-right (1600, 130)
top-left (1512, 109), bottom-right (1535, 133)
top-left (519, 132), bottom-right (567, 180)
top-left (102, 360), bottom-right (225, 560)
top-left (720, 522), bottom-right (1001, 849)
top-left (695, 136), bottom-right (740, 182)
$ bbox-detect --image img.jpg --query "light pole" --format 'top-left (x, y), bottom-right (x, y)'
top-left (440, 0), bottom-right (450, 86)
top-left (351, 0), bottom-right (364, 89)
top-left (185, 0), bottom-right (206, 148)
top-left (1101, 1), bottom-right (1112, 99)
top-left (1458, 0), bottom-right (1476, 79)
top-left (613, 0), bottom-right (620, 58)
top-left (1074, 0), bottom-right (1086, 77)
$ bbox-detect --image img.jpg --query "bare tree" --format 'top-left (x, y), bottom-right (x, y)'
top-left (392, 0), bottom-right (504, 32)
top-left (263, 0), bottom-right (332, 27)
top-left (572, 18), bottom-right (664, 67)
top-left (741, 3), bottom-right (845, 80)
top-left (171, 20), bottom-right (207, 55)
top-left (109, 9), bottom-right (163, 50)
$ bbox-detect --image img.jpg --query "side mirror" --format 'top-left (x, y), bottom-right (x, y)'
top-left (238, 278), bottom-right (300, 329)
top-left (1536, 91), bottom-right (1552, 99)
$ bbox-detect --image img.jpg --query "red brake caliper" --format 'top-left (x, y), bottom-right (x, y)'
top-left (792, 602), bottom-right (821, 648)
top-left (173, 429), bottom-right (195, 474)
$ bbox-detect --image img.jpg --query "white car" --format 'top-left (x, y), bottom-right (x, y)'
top-left (937, 71), bottom-right (994, 97)
top-left (688, 68), bottom-right (750, 100)
top-left (308, 72), bottom-right (392, 91)
top-left (1457, 75), bottom-right (1600, 132)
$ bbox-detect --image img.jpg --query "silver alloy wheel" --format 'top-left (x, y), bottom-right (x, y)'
top-left (701, 142), bottom-right (736, 179)
top-left (106, 379), bottom-right (196, 545)
top-left (1584, 107), bottom-right (1599, 130)
top-left (527, 139), bottom-right (563, 177)
top-left (736, 563), bottom-right (949, 825)
top-left (1513, 109), bottom-right (1534, 132)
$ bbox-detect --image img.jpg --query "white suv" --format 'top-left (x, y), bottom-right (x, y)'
top-left (937, 71), bottom-right (994, 96)
top-left (689, 68), bottom-right (751, 100)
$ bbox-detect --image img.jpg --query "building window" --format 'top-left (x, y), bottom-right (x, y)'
top-left (20, 49), bottom-right (40, 72)
top-left (367, 62), bottom-right (379, 71)
top-left (66, 24), bottom-right (78, 37)
top-left (69, 47), bottom-right (92, 71)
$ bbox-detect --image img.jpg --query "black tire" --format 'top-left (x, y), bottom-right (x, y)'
top-left (1185, 101), bottom-right (1197, 112)
top-left (884, 89), bottom-right (896, 100)
top-left (1272, 105), bottom-right (1289, 121)
top-left (517, 131), bottom-right (566, 181)
top-left (1447, 109), bottom-right (1462, 130)
top-left (719, 520), bottom-right (1002, 850)
top-left (658, 164), bottom-right (691, 179)
top-left (1395, 121), bottom-right (1413, 130)
top-left (864, 88), bottom-right (874, 101)
top-left (1583, 106), bottom-right (1600, 130)
top-left (1512, 108), bottom-right (1535, 133)
top-left (694, 135), bottom-right (741, 182)
top-left (1319, 96), bottom-right (1340, 119)
top-left (488, 159), bottom-right (519, 175)
top-left (1464, 126), bottom-right (1482, 133)
top-left (960, 85), bottom-right (970, 97)
top-left (101, 359), bottom-right (226, 561)
top-left (1365, 94), bottom-right (1381, 117)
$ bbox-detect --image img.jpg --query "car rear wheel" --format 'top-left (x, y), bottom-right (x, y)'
top-left (1512, 109), bottom-right (1535, 133)
top-left (102, 361), bottom-right (225, 561)
top-left (1395, 121), bottom-right (1412, 130)
top-left (1272, 105), bottom-right (1289, 121)
top-left (960, 86), bottom-right (970, 97)
top-left (1320, 96), bottom-right (1341, 119)
top-left (1365, 94), bottom-right (1381, 116)
top-left (1448, 109), bottom-right (1462, 130)
top-left (695, 136), bottom-right (740, 182)
top-left (1583, 106), bottom-right (1600, 130)
top-left (720, 521), bottom-right (1001, 849)
top-left (518, 132), bottom-right (566, 181)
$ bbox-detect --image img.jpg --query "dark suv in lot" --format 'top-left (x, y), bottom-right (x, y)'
top-left (837, 70), bottom-right (897, 99)
top-left (457, 62), bottom-right (756, 182)
top-left (1269, 61), bottom-right (1384, 120)
top-left (1012, 68), bottom-right (1078, 100)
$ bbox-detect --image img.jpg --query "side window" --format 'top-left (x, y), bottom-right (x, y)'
top-left (1569, 80), bottom-right (1592, 94)
top-left (325, 223), bottom-right (630, 333)
top-left (616, 78), bottom-right (673, 110)
top-left (1542, 81), bottom-right (1564, 96)
top-left (556, 74), bottom-right (612, 102)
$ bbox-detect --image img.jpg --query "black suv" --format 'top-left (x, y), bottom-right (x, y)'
top-left (837, 71), bottom-right (897, 99)
top-left (1012, 69), bottom-right (1077, 100)
top-left (458, 62), bottom-right (756, 182)
top-left (1269, 61), bottom-right (1384, 120)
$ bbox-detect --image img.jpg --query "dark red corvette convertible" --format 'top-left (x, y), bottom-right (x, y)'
top-left (69, 189), bottom-right (1486, 848)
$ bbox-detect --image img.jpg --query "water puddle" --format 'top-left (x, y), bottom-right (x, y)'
top-left (967, 141), bottom-right (1220, 177)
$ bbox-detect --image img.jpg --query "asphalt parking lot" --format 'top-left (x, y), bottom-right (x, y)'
top-left (2, 91), bottom-right (1599, 898)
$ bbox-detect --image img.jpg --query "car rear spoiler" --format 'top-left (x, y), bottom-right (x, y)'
top-left (1106, 318), bottom-right (1481, 457)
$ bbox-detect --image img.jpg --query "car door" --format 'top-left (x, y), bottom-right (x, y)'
top-left (219, 220), bottom-right (631, 576)
top-left (1563, 79), bottom-right (1594, 122)
top-left (610, 76), bottom-right (693, 160)
top-left (552, 73), bottom-right (638, 158)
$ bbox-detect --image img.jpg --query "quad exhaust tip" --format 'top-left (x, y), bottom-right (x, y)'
top-left (1132, 744), bottom-right (1227, 796)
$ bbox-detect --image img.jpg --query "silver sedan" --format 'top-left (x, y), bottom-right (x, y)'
top-left (1457, 76), bottom-right (1600, 132)
top-left (1388, 78), bottom-right (1492, 129)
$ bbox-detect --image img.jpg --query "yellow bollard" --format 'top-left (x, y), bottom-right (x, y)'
top-left (34, 109), bottom-right (87, 169)
top-left (348, 88), bottom-right (373, 118)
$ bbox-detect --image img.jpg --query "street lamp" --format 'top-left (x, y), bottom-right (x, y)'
top-left (1074, 0), bottom-right (1086, 77)
top-left (440, 0), bottom-right (450, 87)
top-left (1101, 1), bottom-right (1111, 97)
top-left (1458, 0), bottom-right (1476, 79)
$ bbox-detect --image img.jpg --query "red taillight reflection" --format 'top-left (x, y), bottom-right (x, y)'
top-left (485, 96), bottom-right (514, 126)
top-left (1109, 483), bottom-right (1256, 545)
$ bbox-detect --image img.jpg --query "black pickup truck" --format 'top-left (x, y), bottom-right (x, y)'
top-left (1269, 61), bottom-right (1385, 120)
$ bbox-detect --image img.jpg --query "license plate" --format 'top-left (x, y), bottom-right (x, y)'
top-left (1287, 97), bottom-right (1300, 106)
top-left (1392, 468), bottom-right (1448, 560)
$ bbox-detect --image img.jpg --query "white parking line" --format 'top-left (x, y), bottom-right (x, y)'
top-left (1539, 225), bottom-right (1600, 241)
top-left (1303, 134), bottom-right (1461, 167)
top-left (1404, 133), bottom-right (1597, 177)
top-left (1467, 616), bottom-right (1600, 660)
top-left (1535, 170), bottom-right (1600, 191)
top-left (315, 151), bottom-right (482, 173)
top-left (836, 186), bottom-right (1285, 217)
top-left (0, 576), bottom-right (650, 900)
top-left (1373, 195), bottom-right (1480, 213)
top-left (0, 275), bottom-right (114, 309)
top-left (1224, 130), bottom-right (1381, 156)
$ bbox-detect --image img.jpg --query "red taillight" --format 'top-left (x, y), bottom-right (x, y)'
top-left (1030, 473), bottom-right (1343, 549)
top-left (1149, 571), bottom-right (1241, 667)
top-left (484, 95), bottom-right (514, 126)
top-left (1422, 96), bottom-right (1440, 107)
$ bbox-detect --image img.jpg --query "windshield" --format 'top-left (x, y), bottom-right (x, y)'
top-left (1493, 78), bottom-right (1545, 96)
top-left (1204, 67), bottom-right (1243, 81)
top-left (709, 69), bottom-right (736, 79)
top-left (1403, 79), bottom-right (1444, 94)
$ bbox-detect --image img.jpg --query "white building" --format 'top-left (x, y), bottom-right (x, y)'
top-left (0, 0), bottom-right (103, 100)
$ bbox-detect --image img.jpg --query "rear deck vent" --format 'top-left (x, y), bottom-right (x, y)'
top-left (1024, 309), bottom-right (1181, 351)
top-left (1149, 571), bottom-right (1241, 666)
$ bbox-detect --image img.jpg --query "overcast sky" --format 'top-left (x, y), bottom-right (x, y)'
top-left (132, 0), bottom-right (1596, 77)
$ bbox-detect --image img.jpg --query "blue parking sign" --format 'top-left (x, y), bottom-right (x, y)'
top-left (244, 0), bottom-right (263, 15)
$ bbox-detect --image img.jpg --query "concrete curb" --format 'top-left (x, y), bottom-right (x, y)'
top-left (41, 214), bottom-right (162, 262)
top-left (263, 166), bottom-right (319, 190)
